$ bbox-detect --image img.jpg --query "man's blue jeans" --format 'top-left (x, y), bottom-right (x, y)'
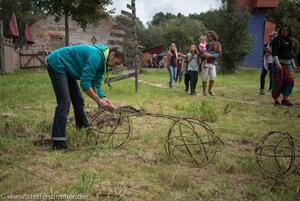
top-left (175, 68), bottom-right (183, 82)
top-left (168, 66), bottom-right (177, 88)
top-left (47, 66), bottom-right (89, 141)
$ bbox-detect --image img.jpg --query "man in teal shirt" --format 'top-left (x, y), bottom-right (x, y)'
top-left (47, 44), bottom-right (124, 150)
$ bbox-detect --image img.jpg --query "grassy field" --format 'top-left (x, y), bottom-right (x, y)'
top-left (0, 69), bottom-right (299, 201)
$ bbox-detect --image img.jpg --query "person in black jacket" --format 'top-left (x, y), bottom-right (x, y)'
top-left (272, 24), bottom-right (297, 107)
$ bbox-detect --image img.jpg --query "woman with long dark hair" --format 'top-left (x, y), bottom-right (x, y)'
top-left (272, 25), bottom-right (297, 107)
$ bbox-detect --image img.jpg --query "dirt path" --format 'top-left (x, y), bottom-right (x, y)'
top-left (137, 79), bottom-right (300, 109)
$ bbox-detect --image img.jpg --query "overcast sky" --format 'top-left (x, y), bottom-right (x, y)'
top-left (108, 0), bottom-right (221, 26)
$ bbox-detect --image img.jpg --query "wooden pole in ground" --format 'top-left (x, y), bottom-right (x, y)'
top-left (65, 13), bottom-right (69, 46)
top-left (108, 0), bottom-right (139, 92)
top-left (0, 0), bottom-right (4, 75)
top-left (132, 0), bottom-right (138, 94)
top-left (0, 21), bottom-right (5, 74)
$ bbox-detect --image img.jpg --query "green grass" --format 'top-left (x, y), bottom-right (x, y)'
top-left (0, 69), bottom-right (300, 200)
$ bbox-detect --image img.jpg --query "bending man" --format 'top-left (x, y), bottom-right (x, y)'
top-left (47, 44), bottom-right (124, 150)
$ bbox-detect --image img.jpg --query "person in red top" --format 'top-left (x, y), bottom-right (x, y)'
top-left (175, 53), bottom-right (183, 83)
top-left (165, 43), bottom-right (178, 88)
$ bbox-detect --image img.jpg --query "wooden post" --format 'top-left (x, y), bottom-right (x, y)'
top-left (19, 49), bottom-right (22, 69)
top-left (42, 46), bottom-right (46, 68)
top-left (108, 0), bottom-right (140, 92)
top-left (131, 0), bottom-right (139, 94)
top-left (65, 13), bottom-right (69, 46)
top-left (0, 21), bottom-right (4, 74)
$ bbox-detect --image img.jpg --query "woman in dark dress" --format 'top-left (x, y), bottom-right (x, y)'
top-left (272, 24), bottom-right (297, 107)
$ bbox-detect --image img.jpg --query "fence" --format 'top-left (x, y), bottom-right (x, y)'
top-left (1, 37), bottom-right (48, 73)
top-left (3, 38), bottom-right (19, 73)
top-left (20, 48), bottom-right (47, 69)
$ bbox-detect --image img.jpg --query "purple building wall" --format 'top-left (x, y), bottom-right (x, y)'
top-left (243, 10), bottom-right (266, 68)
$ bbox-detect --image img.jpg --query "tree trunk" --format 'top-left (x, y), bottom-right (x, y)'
top-left (65, 13), bottom-right (69, 46)
top-left (0, 21), bottom-right (4, 74)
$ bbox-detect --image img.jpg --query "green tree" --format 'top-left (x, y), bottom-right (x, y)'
top-left (161, 18), bottom-right (207, 52)
top-left (183, 17), bottom-right (207, 46)
top-left (151, 12), bottom-right (177, 26)
top-left (34, 0), bottom-right (112, 46)
top-left (267, 0), bottom-right (300, 26)
top-left (163, 25), bottom-right (193, 52)
top-left (142, 25), bottom-right (165, 49)
top-left (193, 0), bottom-right (252, 73)
top-left (189, 10), bottom-right (221, 31)
top-left (140, 16), bottom-right (207, 53)
top-left (220, 0), bottom-right (252, 73)
top-left (267, 0), bottom-right (300, 54)
top-left (135, 17), bottom-right (146, 45)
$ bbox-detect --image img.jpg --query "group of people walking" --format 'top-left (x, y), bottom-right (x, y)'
top-left (259, 24), bottom-right (297, 107)
top-left (165, 25), bottom-right (297, 107)
top-left (165, 31), bottom-right (222, 96)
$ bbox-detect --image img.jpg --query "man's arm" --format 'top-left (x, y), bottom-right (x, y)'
top-left (80, 54), bottom-right (115, 111)
top-left (165, 52), bottom-right (171, 68)
top-left (84, 88), bottom-right (115, 111)
top-left (187, 53), bottom-right (192, 62)
top-left (92, 74), bottom-right (105, 98)
top-left (272, 38), bottom-right (281, 68)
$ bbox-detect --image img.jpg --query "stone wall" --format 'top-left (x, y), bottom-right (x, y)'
top-left (30, 16), bottom-right (123, 50)
top-left (0, 17), bottom-right (124, 73)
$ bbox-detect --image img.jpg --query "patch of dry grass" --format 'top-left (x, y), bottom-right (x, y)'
top-left (0, 69), bottom-right (299, 200)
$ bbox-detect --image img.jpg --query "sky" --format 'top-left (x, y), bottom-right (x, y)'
top-left (108, 0), bottom-right (221, 26)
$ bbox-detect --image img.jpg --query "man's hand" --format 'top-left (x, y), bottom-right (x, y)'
top-left (293, 64), bottom-right (297, 71)
top-left (276, 63), bottom-right (282, 70)
top-left (202, 52), bottom-right (212, 59)
top-left (98, 98), bottom-right (116, 112)
top-left (84, 89), bottom-right (116, 111)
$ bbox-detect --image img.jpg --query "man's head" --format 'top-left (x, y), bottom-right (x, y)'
top-left (199, 35), bottom-right (207, 43)
top-left (108, 47), bottom-right (125, 69)
top-left (190, 44), bottom-right (197, 53)
top-left (170, 43), bottom-right (177, 52)
top-left (207, 31), bottom-right (218, 42)
top-left (271, 31), bottom-right (278, 38)
top-left (268, 34), bottom-right (274, 42)
top-left (279, 24), bottom-right (291, 38)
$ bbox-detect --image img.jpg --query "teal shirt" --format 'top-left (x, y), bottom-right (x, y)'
top-left (47, 44), bottom-right (109, 98)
